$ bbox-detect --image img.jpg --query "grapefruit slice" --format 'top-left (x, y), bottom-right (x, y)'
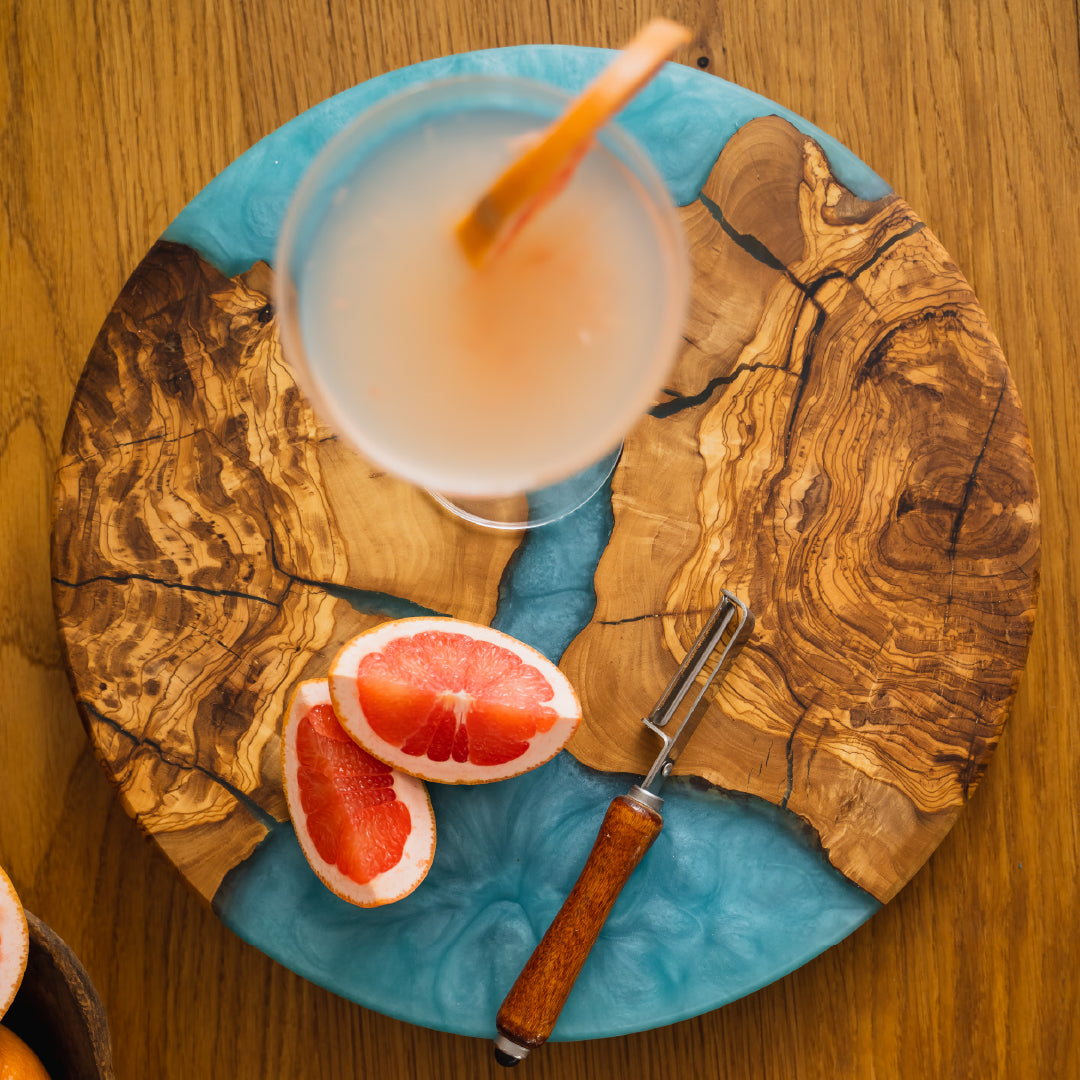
top-left (0, 865), bottom-right (28, 1021)
top-left (282, 680), bottom-right (436, 907)
top-left (329, 618), bottom-right (582, 784)
top-left (455, 17), bottom-right (691, 265)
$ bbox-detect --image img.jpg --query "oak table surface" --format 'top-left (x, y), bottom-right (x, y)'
top-left (2, 2), bottom-right (1077, 1079)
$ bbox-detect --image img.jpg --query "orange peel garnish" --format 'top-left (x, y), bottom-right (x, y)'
top-left (455, 18), bottom-right (691, 266)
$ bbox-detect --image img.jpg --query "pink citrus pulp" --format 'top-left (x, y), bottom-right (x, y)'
top-left (329, 618), bottom-right (582, 784)
top-left (282, 680), bottom-right (436, 907)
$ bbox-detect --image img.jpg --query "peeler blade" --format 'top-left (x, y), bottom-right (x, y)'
top-left (634, 590), bottom-right (754, 800)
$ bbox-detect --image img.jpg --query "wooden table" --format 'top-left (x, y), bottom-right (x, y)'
top-left (2, 2), bottom-right (1076, 1077)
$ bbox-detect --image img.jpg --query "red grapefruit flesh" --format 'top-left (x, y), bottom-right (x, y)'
top-left (282, 680), bottom-right (436, 907)
top-left (329, 618), bottom-right (582, 784)
top-left (0, 865), bottom-right (29, 1021)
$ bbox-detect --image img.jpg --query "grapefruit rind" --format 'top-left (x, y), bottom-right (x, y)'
top-left (0, 863), bottom-right (29, 1020)
top-left (282, 680), bottom-right (436, 908)
top-left (328, 617), bottom-right (582, 784)
top-left (455, 17), bottom-right (692, 265)
top-left (0, 1026), bottom-right (51, 1079)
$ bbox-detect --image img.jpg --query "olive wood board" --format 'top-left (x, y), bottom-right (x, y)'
top-left (52, 83), bottom-right (1037, 974)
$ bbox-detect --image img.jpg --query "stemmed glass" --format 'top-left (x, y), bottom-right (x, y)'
top-left (275, 75), bottom-right (688, 530)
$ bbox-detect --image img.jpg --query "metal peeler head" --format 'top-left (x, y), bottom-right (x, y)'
top-left (636, 590), bottom-right (754, 797)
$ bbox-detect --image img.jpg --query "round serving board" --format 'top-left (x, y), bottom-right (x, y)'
top-left (50, 48), bottom-right (1038, 1040)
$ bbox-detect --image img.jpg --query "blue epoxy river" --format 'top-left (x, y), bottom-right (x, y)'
top-left (173, 47), bottom-right (883, 1040)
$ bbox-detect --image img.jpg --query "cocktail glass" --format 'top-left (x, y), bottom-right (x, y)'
top-left (275, 75), bottom-right (688, 530)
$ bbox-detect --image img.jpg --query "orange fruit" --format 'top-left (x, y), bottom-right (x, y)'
top-left (282, 680), bottom-right (436, 907)
top-left (455, 17), bottom-right (691, 265)
top-left (329, 618), bottom-right (582, 784)
top-left (0, 1026), bottom-right (51, 1080)
top-left (0, 867), bottom-right (28, 1021)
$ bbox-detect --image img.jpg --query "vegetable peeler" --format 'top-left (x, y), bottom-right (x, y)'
top-left (493, 590), bottom-right (755, 1066)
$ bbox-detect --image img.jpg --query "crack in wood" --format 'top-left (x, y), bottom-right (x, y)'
top-left (781, 303), bottom-right (823, 460)
top-left (651, 359), bottom-right (797, 419)
top-left (82, 702), bottom-right (279, 829)
top-left (596, 607), bottom-right (713, 627)
top-left (51, 571), bottom-right (281, 608)
top-left (781, 710), bottom-right (807, 810)
top-left (699, 190), bottom-right (803, 286)
top-left (946, 375), bottom-right (1009, 611)
top-left (848, 221), bottom-right (926, 280)
top-left (260, 510), bottom-right (443, 618)
top-left (745, 642), bottom-right (812, 811)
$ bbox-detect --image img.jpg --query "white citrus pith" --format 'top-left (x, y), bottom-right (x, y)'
top-left (329, 618), bottom-right (581, 784)
top-left (0, 864), bottom-right (29, 1020)
top-left (282, 680), bottom-right (436, 907)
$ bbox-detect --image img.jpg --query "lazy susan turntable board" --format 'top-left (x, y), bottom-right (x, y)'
top-left (51, 46), bottom-right (1039, 1040)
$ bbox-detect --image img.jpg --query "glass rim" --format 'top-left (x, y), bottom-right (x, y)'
top-left (273, 72), bottom-right (690, 499)
top-left (276, 73), bottom-right (683, 281)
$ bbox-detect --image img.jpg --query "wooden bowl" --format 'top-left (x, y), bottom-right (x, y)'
top-left (3, 911), bottom-right (114, 1080)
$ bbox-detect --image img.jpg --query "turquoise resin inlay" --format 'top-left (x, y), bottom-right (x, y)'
top-left (177, 48), bottom-right (884, 1040)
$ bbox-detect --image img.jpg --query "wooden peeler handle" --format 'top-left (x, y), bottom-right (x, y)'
top-left (493, 792), bottom-right (663, 1066)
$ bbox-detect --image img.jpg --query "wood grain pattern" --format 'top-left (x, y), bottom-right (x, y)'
top-left (50, 114), bottom-right (1036, 910)
top-left (3, 2), bottom-right (1078, 1078)
top-left (51, 242), bottom-right (520, 901)
top-left (564, 116), bottom-right (1039, 902)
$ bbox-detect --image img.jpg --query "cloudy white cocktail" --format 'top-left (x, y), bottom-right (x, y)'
top-left (276, 75), bottom-right (688, 528)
